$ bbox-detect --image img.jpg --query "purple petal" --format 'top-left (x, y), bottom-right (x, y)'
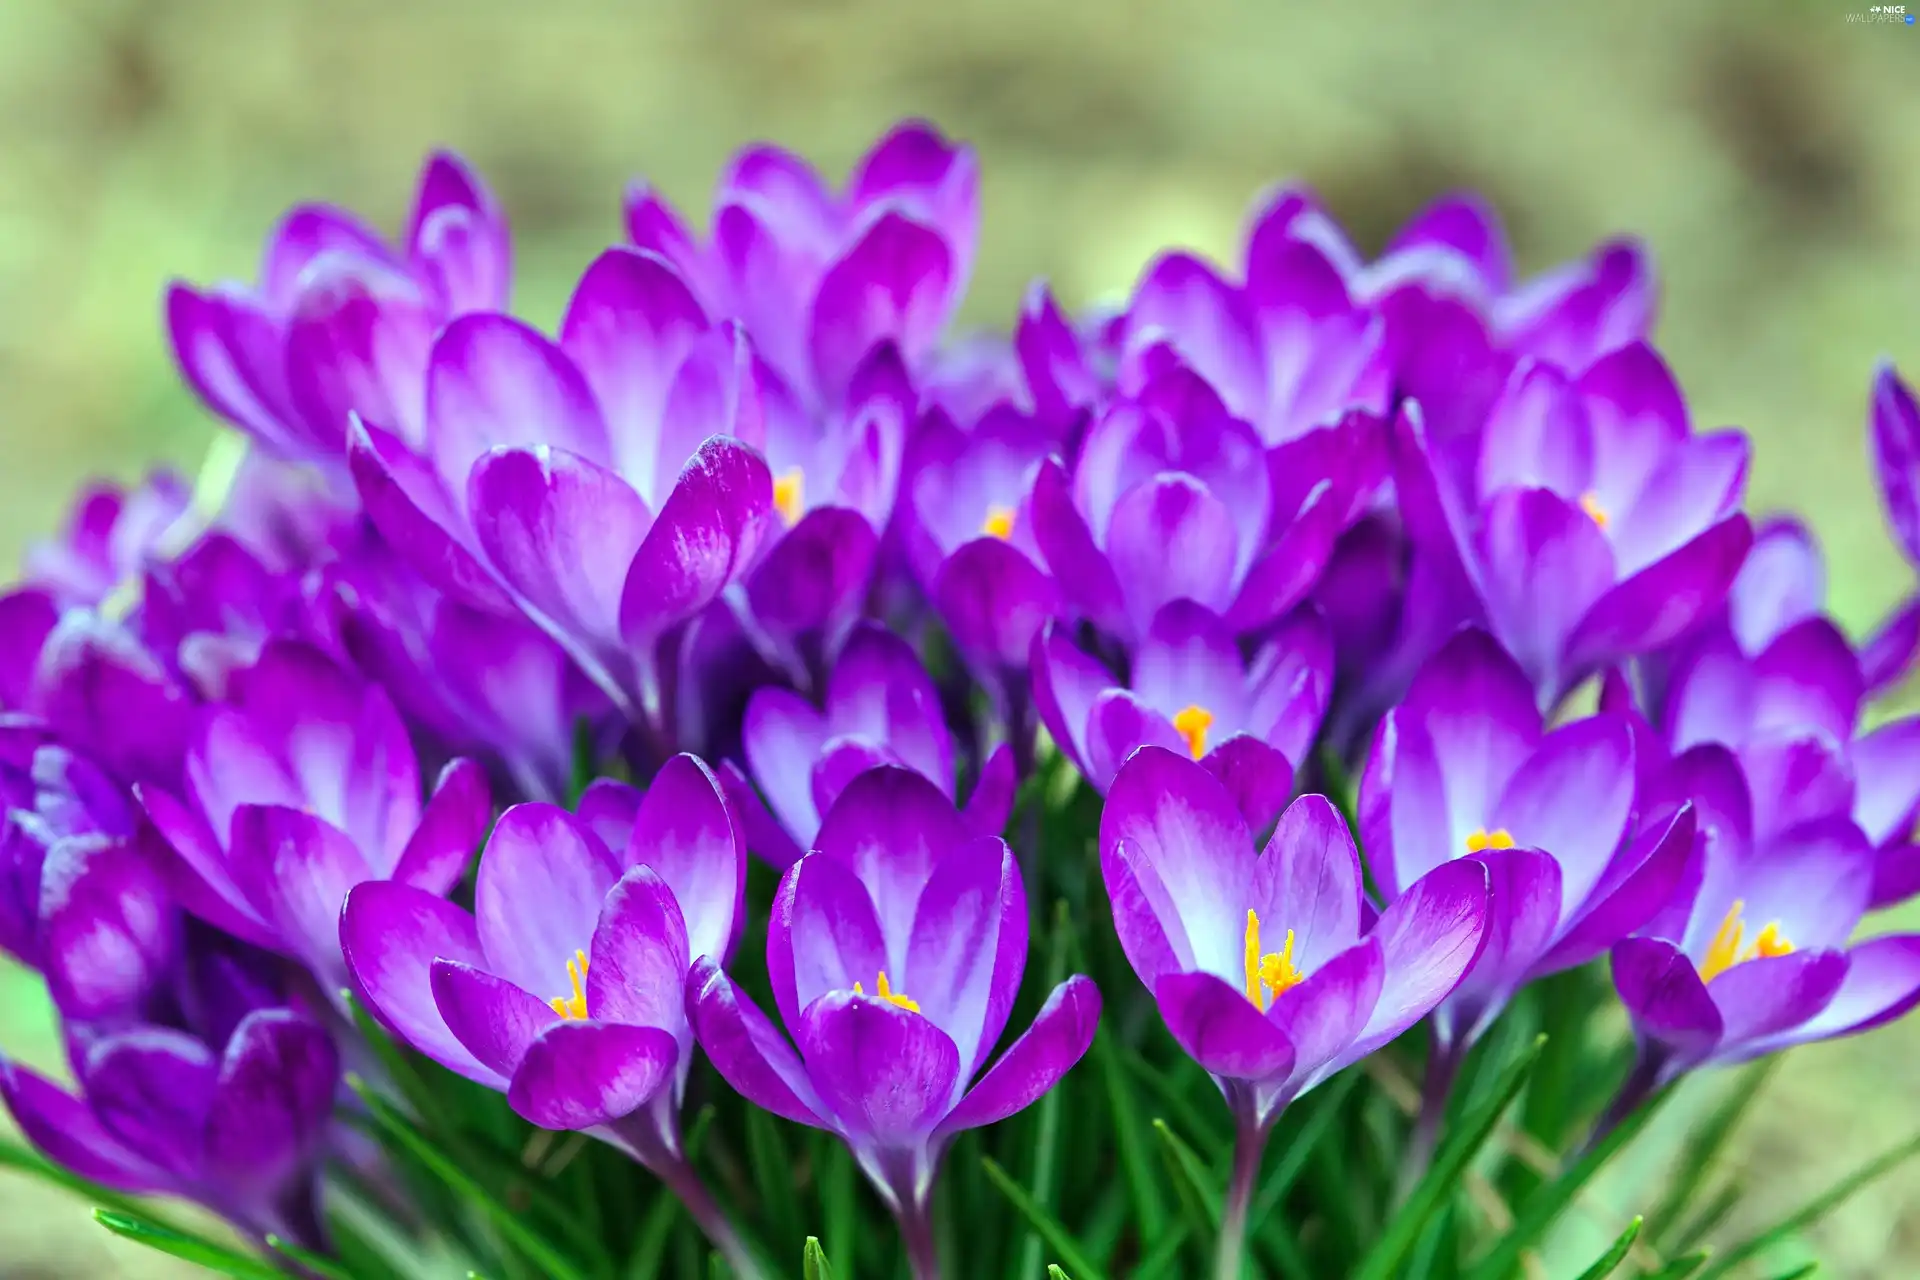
top-left (1729, 518), bottom-right (1826, 655)
top-left (1388, 193), bottom-right (1511, 293)
top-left (619, 437), bottom-right (775, 650)
top-left (81, 1029), bottom-right (219, 1180)
top-left (1154, 970), bottom-right (1296, 1081)
top-left (1476, 363), bottom-right (1593, 498)
top-left (1124, 253), bottom-right (1263, 418)
top-left (586, 865), bottom-right (692, 1031)
top-left (782, 854), bottom-right (890, 1030)
top-left (284, 262), bottom-right (435, 450)
top-left (1612, 431), bottom-right (1750, 577)
top-left (1100, 747), bottom-right (1255, 982)
top-left (1612, 937), bottom-right (1723, 1064)
top-left (164, 285), bottom-right (297, 450)
top-left (431, 960), bottom-right (557, 1078)
top-left (1107, 476), bottom-right (1241, 633)
top-left (745, 507), bottom-right (879, 647)
top-left (469, 445), bottom-right (653, 653)
top-left (1577, 340), bottom-right (1689, 508)
top-left (798, 993), bottom-right (962, 1144)
top-left (827, 623), bottom-right (955, 790)
top-left (577, 778), bottom-right (642, 856)
top-left (1565, 517), bottom-right (1754, 682)
top-left (1352, 858), bottom-right (1489, 1055)
top-left (1709, 950), bottom-right (1848, 1050)
top-left (506, 1021), bottom-right (680, 1130)
top-left (348, 416), bottom-right (516, 614)
top-left (904, 841), bottom-right (1027, 1077)
top-left (228, 805), bottom-right (370, 986)
top-left (340, 881), bottom-right (498, 1087)
top-left (809, 213), bottom-right (954, 400)
top-left (931, 538), bottom-right (1062, 674)
top-left (742, 688), bottom-right (830, 854)
top-left (427, 314), bottom-right (610, 494)
top-left (1862, 595), bottom-right (1920, 695)
top-left (1274, 938), bottom-right (1387, 1085)
top-left (1871, 363), bottom-right (1920, 566)
top-left (137, 784), bottom-right (273, 949)
top-left (1474, 486), bottom-right (1615, 700)
top-left (1854, 717), bottom-right (1920, 847)
top-left (1451, 848), bottom-right (1563, 1019)
top-left (1541, 804), bottom-right (1698, 972)
top-left (0, 1061), bottom-right (167, 1192)
top-left (203, 1009), bottom-right (340, 1190)
top-left (685, 957), bottom-right (825, 1127)
top-left (1132, 600), bottom-right (1249, 722)
top-left (1760, 934), bottom-right (1920, 1049)
top-left (37, 836), bottom-right (176, 1022)
top-left (1085, 690), bottom-right (1185, 791)
top-left (626, 753), bottom-right (744, 966)
top-left (963, 744), bottom-right (1017, 839)
top-left (1251, 793), bottom-right (1363, 974)
top-left (1028, 622), bottom-right (1116, 778)
top-left (474, 803), bottom-right (620, 998)
top-left (408, 151), bottom-right (510, 313)
top-left (937, 975), bottom-right (1101, 1135)
top-left (1201, 737), bottom-right (1296, 837)
top-left (1029, 458), bottom-right (1127, 636)
top-left (392, 758), bottom-right (491, 894)
top-left (1491, 715), bottom-right (1636, 913)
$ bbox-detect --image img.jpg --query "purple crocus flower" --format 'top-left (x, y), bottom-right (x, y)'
top-left (1359, 630), bottom-right (1696, 1071)
top-left (1394, 344), bottom-right (1754, 707)
top-left (1032, 601), bottom-right (1331, 833)
top-left (722, 622), bottom-right (1015, 869)
top-left (137, 640), bottom-right (491, 994)
top-left (1611, 743), bottom-right (1920, 1088)
top-left (1862, 362), bottom-right (1920, 689)
top-left (22, 471), bottom-right (195, 610)
top-left (1, 1001), bottom-right (339, 1249)
top-left (339, 755), bottom-right (760, 1274)
top-left (688, 768), bottom-right (1100, 1278)
top-left (346, 246), bottom-right (773, 740)
top-left (1029, 364), bottom-right (1379, 648)
top-left (1099, 747), bottom-right (1487, 1279)
top-left (168, 151), bottom-right (509, 469)
top-left (625, 121), bottom-right (977, 411)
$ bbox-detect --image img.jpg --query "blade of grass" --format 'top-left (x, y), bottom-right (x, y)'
top-left (821, 1139), bottom-right (857, 1277)
top-left (93, 1209), bottom-right (283, 1280)
top-left (1131, 1223), bottom-right (1193, 1280)
top-left (1090, 1026), bottom-right (1167, 1241)
top-left (1648, 1060), bottom-right (1779, 1248)
top-left (1669, 1181), bottom-right (1742, 1257)
top-left (1048, 1268), bottom-right (1073, 1280)
top-left (267, 1234), bottom-right (357, 1280)
top-left (0, 1136), bottom-right (170, 1223)
top-left (980, 1156), bottom-right (1111, 1280)
top-left (1696, 1126), bottom-right (1920, 1280)
top-left (347, 1075), bottom-right (592, 1280)
top-left (1764, 1266), bottom-right (1818, 1280)
top-left (1152, 1118), bottom-right (1221, 1230)
top-left (1571, 1216), bottom-right (1642, 1280)
top-left (1351, 1034), bottom-right (1546, 1280)
top-left (1123, 1049), bottom-right (1231, 1150)
top-left (1016, 902), bottom-right (1074, 1278)
top-left (802, 1236), bottom-right (835, 1280)
top-left (1643, 1250), bottom-right (1711, 1279)
top-left (744, 1106), bottom-right (800, 1252)
top-left (1249, 1072), bottom-right (1360, 1252)
top-left (1462, 1084), bottom-right (1674, 1280)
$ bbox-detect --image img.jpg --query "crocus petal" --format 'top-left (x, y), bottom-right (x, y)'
top-left (1101, 837), bottom-right (1191, 993)
top-left (473, 803), bottom-right (620, 998)
top-left (1100, 747), bottom-right (1254, 981)
top-left (625, 754), bottom-right (743, 965)
top-left (1729, 518), bottom-right (1826, 654)
top-left (1708, 950), bottom-right (1847, 1053)
top-left (506, 1021), bottom-right (680, 1131)
top-left (164, 285), bottom-right (296, 451)
top-left (348, 416), bottom-right (517, 614)
top-left (931, 538), bottom-right (1062, 675)
top-left (1852, 718), bottom-right (1920, 847)
top-left (1492, 715), bottom-right (1635, 913)
top-left (963, 744), bottom-right (1017, 840)
top-left (1862, 595), bottom-right (1920, 695)
top-left (1154, 971), bottom-right (1297, 1082)
top-left (1540, 804), bottom-right (1698, 972)
top-left (1029, 458), bottom-right (1126, 636)
top-left (782, 854), bottom-right (890, 1029)
top-left (1565, 517), bottom-right (1754, 683)
top-left (1476, 363), bottom-right (1593, 498)
top-left (138, 784), bottom-right (275, 950)
top-left (427, 314), bottom-right (610, 492)
top-left (1252, 793), bottom-right (1364, 974)
top-left (1107, 476), bottom-right (1241, 632)
top-left (1201, 737), bottom-right (1296, 838)
top-left (340, 881), bottom-right (499, 1086)
top-left (391, 757), bottom-right (491, 894)
top-left (1759, 935), bottom-right (1920, 1049)
top-left (937, 975), bottom-right (1101, 1136)
top-left (1274, 938), bottom-right (1388, 1087)
top-left (203, 1009), bottom-right (340, 1190)
top-left (229, 805), bottom-right (370, 985)
top-left (809, 212), bottom-right (953, 400)
top-left (0, 1061), bottom-right (166, 1192)
top-left (1028, 622), bottom-right (1116, 777)
top-left (576, 778), bottom-right (642, 855)
top-left (1125, 253), bottom-right (1264, 417)
top-left (618, 437), bottom-right (775, 651)
top-left (1452, 847), bottom-right (1563, 1020)
top-left (742, 687), bottom-right (830, 855)
top-left (408, 151), bottom-right (510, 313)
top-left (81, 1029), bottom-right (219, 1180)
top-left (1352, 858), bottom-right (1489, 1055)
top-left (1871, 363), bottom-right (1920, 566)
top-left (1085, 690), bottom-right (1185, 790)
top-left (813, 766), bottom-right (974, 941)
top-left (798, 993), bottom-right (962, 1145)
top-left (585, 865), bottom-right (691, 1031)
top-left (284, 263), bottom-right (435, 450)
top-left (430, 960), bottom-right (558, 1079)
top-left (1474, 486), bottom-right (1615, 700)
top-left (827, 623), bottom-right (955, 789)
top-left (904, 840), bottom-right (1027, 1078)
top-left (745, 507), bottom-right (879, 649)
top-left (36, 836), bottom-right (176, 1022)
top-left (469, 445), bottom-right (653, 653)
top-left (1611, 937), bottom-right (1723, 1064)
top-left (685, 958), bottom-right (825, 1127)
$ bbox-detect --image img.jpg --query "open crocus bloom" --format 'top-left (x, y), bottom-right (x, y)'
top-left (1613, 744), bottom-right (1920, 1079)
top-left (1032, 601), bottom-right (1330, 834)
top-left (1101, 747), bottom-right (1488, 1131)
top-left (340, 754), bottom-right (742, 1162)
top-left (346, 245), bottom-right (774, 732)
top-left (22, 471), bottom-right (195, 611)
top-left (168, 152), bottom-right (509, 469)
top-left (1394, 345), bottom-right (1753, 708)
top-left (724, 622), bottom-right (1014, 869)
top-left (137, 641), bottom-right (491, 995)
top-left (688, 768), bottom-right (1099, 1224)
top-left (1361, 629), bottom-right (1693, 1042)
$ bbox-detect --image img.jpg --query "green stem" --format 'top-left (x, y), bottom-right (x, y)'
top-left (1215, 1111), bottom-right (1270, 1280)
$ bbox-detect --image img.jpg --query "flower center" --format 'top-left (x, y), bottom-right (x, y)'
top-left (853, 970), bottom-right (920, 1013)
top-left (1243, 910), bottom-right (1303, 1012)
top-left (1699, 898), bottom-right (1795, 983)
top-left (773, 467), bottom-right (806, 527)
top-left (981, 504), bottom-right (1017, 540)
top-left (1172, 704), bottom-right (1214, 760)
top-left (548, 949), bottom-right (590, 1020)
top-left (1579, 492), bottom-right (1609, 529)
top-left (1464, 828), bottom-right (1515, 853)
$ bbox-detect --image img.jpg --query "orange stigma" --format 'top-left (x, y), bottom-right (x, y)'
top-left (1172, 704), bottom-right (1214, 760)
top-left (1243, 910), bottom-right (1303, 1012)
top-left (1465, 828), bottom-right (1516, 853)
top-left (548, 949), bottom-right (590, 1020)
top-left (853, 970), bottom-right (920, 1013)
top-left (1699, 899), bottom-right (1795, 983)
top-left (773, 468), bottom-right (805, 527)
top-left (981, 505), bottom-right (1017, 540)
top-left (1579, 492), bottom-right (1609, 529)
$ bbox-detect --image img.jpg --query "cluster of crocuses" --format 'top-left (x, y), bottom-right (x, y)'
top-left (3, 120), bottom-right (1920, 1280)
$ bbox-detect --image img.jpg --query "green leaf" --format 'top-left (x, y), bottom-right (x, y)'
top-left (1643, 1250), bottom-right (1711, 1279)
top-left (1763, 1266), bottom-right (1818, 1280)
top-left (1669, 1181), bottom-right (1742, 1257)
top-left (1248, 1071), bottom-right (1359, 1264)
top-left (1351, 1033), bottom-right (1547, 1280)
top-left (0, 1136), bottom-right (161, 1222)
top-left (266, 1234), bottom-right (357, 1280)
top-left (1090, 1027), bottom-right (1167, 1241)
top-left (1462, 1082), bottom-right (1674, 1280)
top-left (1048, 1267), bottom-right (1073, 1280)
top-left (1016, 902), bottom-right (1074, 1279)
top-left (625, 1189), bottom-right (681, 1280)
top-left (980, 1156), bottom-right (1111, 1280)
top-left (1152, 1118), bottom-right (1221, 1232)
top-left (1570, 1216), bottom-right (1642, 1280)
top-left (93, 1209), bottom-right (284, 1280)
top-left (802, 1236), bottom-right (835, 1280)
top-left (821, 1139), bottom-right (857, 1278)
top-left (744, 1106), bottom-right (800, 1251)
top-left (1123, 1048), bottom-right (1231, 1149)
top-left (1648, 1059), bottom-right (1779, 1247)
top-left (347, 1075), bottom-right (593, 1280)
top-left (1130, 1223), bottom-right (1192, 1280)
top-left (1697, 1125), bottom-right (1920, 1279)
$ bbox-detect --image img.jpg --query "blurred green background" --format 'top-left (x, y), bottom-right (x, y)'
top-left (2, 0), bottom-right (1918, 1274)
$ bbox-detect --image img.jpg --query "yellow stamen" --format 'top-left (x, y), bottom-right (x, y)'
top-left (1464, 828), bottom-right (1516, 853)
top-left (1698, 899), bottom-right (1796, 983)
top-left (1243, 910), bottom-right (1303, 1012)
top-left (853, 970), bottom-right (921, 1013)
top-left (1172, 704), bottom-right (1214, 760)
top-left (1579, 492), bottom-right (1609, 530)
top-left (773, 467), bottom-right (805, 527)
top-left (982, 504), bottom-right (1016, 540)
top-left (548, 949), bottom-right (590, 1020)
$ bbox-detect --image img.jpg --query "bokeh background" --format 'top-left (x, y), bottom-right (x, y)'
top-left (2, 0), bottom-right (1918, 1274)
